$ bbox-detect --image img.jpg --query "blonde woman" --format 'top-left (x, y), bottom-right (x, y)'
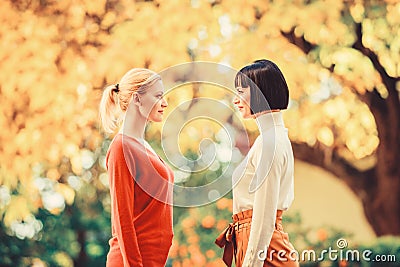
top-left (99, 68), bottom-right (174, 266)
top-left (216, 60), bottom-right (299, 267)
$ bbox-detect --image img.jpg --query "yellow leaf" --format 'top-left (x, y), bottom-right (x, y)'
top-left (3, 196), bottom-right (31, 226)
top-left (56, 183), bottom-right (75, 205)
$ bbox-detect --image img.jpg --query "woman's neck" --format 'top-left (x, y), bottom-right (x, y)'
top-left (119, 107), bottom-right (147, 139)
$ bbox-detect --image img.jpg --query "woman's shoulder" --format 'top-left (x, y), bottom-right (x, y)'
top-left (106, 134), bottom-right (148, 169)
top-left (106, 134), bottom-right (124, 161)
top-left (252, 134), bottom-right (275, 151)
top-left (249, 133), bottom-right (283, 163)
top-left (108, 134), bottom-right (152, 159)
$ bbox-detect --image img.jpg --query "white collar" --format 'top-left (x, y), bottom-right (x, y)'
top-left (255, 111), bottom-right (285, 132)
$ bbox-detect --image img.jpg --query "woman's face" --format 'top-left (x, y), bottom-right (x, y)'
top-left (233, 86), bottom-right (252, 119)
top-left (138, 80), bottom-right (168, 122)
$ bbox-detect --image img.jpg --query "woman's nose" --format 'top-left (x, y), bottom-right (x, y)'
top-left (161, 97), bottom-right (168, 107)
top-left (233, 96), bottom-right (240, 105)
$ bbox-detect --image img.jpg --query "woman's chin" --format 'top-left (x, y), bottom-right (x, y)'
top-left (152, 115), bottom-right (163, 123)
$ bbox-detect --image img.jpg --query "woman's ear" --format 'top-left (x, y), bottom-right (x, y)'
top-left (132, 93), bottom-right (141, 106)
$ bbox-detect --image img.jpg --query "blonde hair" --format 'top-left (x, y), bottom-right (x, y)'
top-left (99, 68), bottom-right (161, 133)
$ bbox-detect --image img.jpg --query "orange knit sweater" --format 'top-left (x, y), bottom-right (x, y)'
top-left (105, 134), bottom-right (174, 267)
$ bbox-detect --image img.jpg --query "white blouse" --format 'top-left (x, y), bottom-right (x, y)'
top-left (232, 111), bottom-right (295, 267)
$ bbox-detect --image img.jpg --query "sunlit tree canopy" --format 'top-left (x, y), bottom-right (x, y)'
top-left (0, 0), bottom-right (399, 265)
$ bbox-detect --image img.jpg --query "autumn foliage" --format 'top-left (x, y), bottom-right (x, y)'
top-left (0, 0), bottom-right (399, 266)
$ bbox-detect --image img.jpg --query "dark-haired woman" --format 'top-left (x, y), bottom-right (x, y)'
top-left (216, 60), bottom-right (299, 267)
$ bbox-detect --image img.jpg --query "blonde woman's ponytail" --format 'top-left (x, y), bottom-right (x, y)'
top-left (99, 84), bottom-right (120, 134)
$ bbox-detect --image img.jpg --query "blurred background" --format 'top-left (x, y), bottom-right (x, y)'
top-left (0, 0), bottom-right (399, 266)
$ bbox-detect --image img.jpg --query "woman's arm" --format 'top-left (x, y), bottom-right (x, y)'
top-left (242, 137), bottom-right (281, 267)
top-left (108, 142), bottom-right (143, 266)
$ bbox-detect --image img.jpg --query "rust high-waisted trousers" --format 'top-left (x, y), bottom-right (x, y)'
top-left (216, 209), bottom-right (299, 267)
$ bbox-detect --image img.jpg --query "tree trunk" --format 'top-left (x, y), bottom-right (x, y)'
top-left (361, 83), bottom-right (400, 236)
top-left (74, 229), bottom-right (88, 267)
top-left (364, 164), bottom-right (400, 236)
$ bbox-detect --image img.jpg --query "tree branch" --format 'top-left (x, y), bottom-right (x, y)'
top-left (280, 27), bottom-right (316, 54)
top-left (292, 141), bottom-right (376, 199)
top-left (282, 22), bottom-right (400, 172)
top-left (352, 23), bottom-right (399, 93)
top-left (280, 26), bottom-right (384, 109)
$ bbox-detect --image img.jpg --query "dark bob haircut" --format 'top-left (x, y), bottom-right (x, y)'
top-left (234, 59), bottom-right (289, 114)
